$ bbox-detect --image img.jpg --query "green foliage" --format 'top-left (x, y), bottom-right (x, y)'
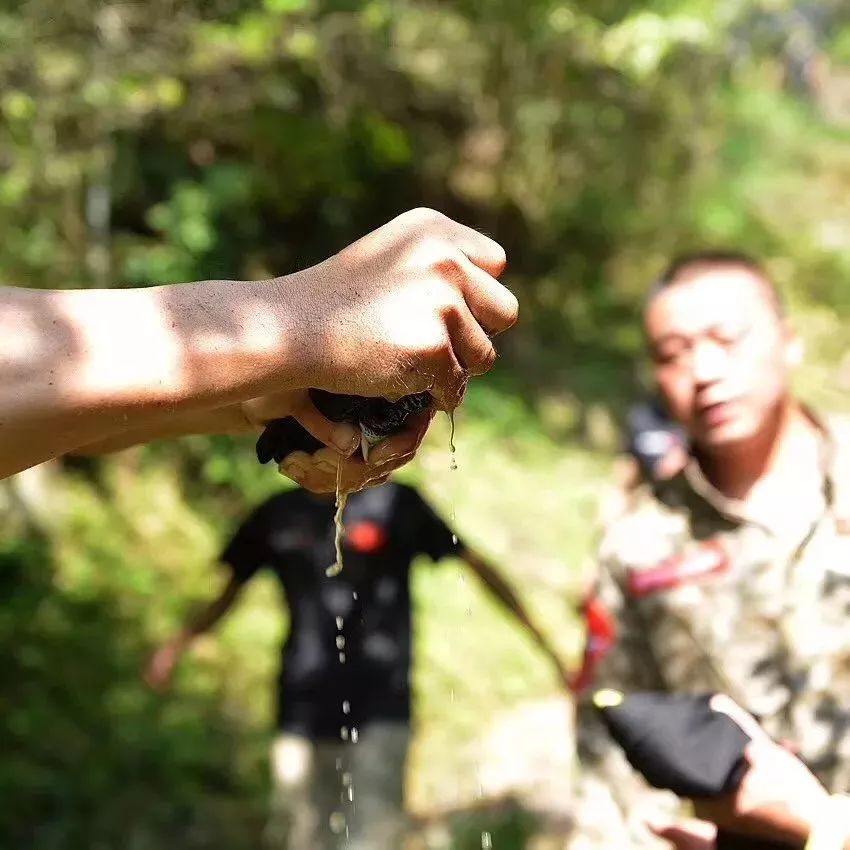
top-left (0, 528), bottom-right (266, 848)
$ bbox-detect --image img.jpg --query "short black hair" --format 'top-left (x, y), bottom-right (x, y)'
top-left (648, 250), bottom-right (784, 317)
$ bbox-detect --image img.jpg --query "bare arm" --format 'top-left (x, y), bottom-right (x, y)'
top-left (144, 573), bottom-right (244, 691)
top-left (1, 280), bottom-right (300, 477)
top-left (69, 406), bottom-right (258, 456)
top-left (1, 208), bottom-right (516, 484)
top-left (460, 547), bottom-right (571, 691)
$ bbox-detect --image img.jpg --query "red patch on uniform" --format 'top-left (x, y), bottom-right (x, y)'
top-left (345, 521), bottom-right (388, 554)
top-left (571, 595), bottom-right (617, 694)
top-left (626, 539), bottom-right (728, 598)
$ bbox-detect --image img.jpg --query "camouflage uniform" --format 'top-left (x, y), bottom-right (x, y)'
top-left (569, 412), bottom-right (850, 849)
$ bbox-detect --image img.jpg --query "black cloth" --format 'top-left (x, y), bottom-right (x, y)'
top-left (220, 482), bottom-right (459, 739)
top-left (595, 692), bottom-right (750, 798)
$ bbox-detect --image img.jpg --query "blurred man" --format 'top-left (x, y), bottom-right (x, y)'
top-left (146, 481), bottom-right (569, 850)
top-left (569, 252), bottom-right (850, 849)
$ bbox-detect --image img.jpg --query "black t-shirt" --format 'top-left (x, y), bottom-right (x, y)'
top-left (220, 482), bottom-right (459, 739)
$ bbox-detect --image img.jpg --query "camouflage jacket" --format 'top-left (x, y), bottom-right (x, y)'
top-left (579, 412), bottom-right (850, 793)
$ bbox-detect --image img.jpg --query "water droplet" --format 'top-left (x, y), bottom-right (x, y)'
top-left (339, 652), bottom-right (346, 664)
top-left (336, 616), bottom-right (344, 630)
top-left (329, 812), bottom-right (346, 834)
top-left (342, 700), bottom-right (351, 715)
top-left (481, 831), bottom-right (492, 849)
top-left (347, 786), bottom-right (354, 801)
top-left (351, 727), bottom-right (359, 744)
top-left (447, 410), bottom-right (459, 545)
top-left (336, 635), bottom-right (346, 650)
top-left (342, 771), bottom-right (353, 787)
top-left (326, 465), bottom-right (347, 577)
top-left (340, 726), bottom-right (349, 741)
top-left (352, 591), bottom-right (358, 600)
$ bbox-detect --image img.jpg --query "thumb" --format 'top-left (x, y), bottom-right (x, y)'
top-left (289, 394), bottom-right (361, 457)
top-left (241, 391), bottom-right (360, 456)
top-left (647, 818), bottom-right (717, 850)
top-left (709, 694), bottom-right (771, 745)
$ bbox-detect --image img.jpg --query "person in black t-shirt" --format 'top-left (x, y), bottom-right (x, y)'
top-left (145, 481), bottom-right (569, 850)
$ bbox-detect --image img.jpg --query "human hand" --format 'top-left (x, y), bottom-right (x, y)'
top-left (692, 696), bottom-right (826, 846)
top-left (241, 390), bottom-right (433, 493)
top-left (651, 696), bottom-right (829, 850)
top-left (278, 208), bottom-right (516, 412)
top-left (143, 641), bottom-right (184, 692)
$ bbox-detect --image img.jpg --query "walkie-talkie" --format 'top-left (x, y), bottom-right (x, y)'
top-left (256, 390), bottom-right (432, 466)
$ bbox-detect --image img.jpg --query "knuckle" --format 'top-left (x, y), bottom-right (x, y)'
top-left (409, 235), bottom-right (448, 273)
top-left (431, 253), bottom-right (465, 284)
top-left (436, 296), bottom-right (463, 323)
top-left (407, 207), bottom-right (444, 229)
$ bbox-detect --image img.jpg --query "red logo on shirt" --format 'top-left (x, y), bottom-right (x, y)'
top-left (345, 521), bottom-right (388, 554)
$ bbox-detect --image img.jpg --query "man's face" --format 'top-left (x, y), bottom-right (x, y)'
top-left (644, 267), bottom-right (795, 449)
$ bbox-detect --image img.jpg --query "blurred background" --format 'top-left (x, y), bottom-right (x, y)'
top-left (3, 0), bottom-right (850, 847)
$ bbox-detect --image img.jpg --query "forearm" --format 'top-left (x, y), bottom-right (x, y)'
top-left (166, 609), bottom-right (225, 654)
top-left (71, 405), bottom-right (257, 456)
top-left (1, 278), bottom-right (297, 476)
top-left (465, 552), bottom-right (557, 658)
